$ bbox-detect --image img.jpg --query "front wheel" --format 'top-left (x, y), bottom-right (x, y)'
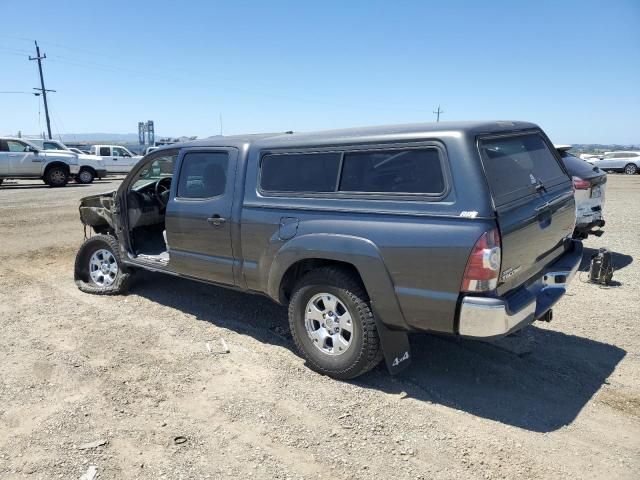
top-left (76, 168), bottom-right (95, 184)
top-left (624, 163), bottom-right (638, 175)
top-left (44, 166), bottom-right (69, 187)
top-left (74, 234), bottom-right (131, 295)
top-left (288, 267), bottom-right (383, 379)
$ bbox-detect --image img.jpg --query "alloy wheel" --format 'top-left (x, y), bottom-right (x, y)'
top-left (304, 293), bottom-right (354, 356)
top-left (89, 249), bottom-right (118, 287)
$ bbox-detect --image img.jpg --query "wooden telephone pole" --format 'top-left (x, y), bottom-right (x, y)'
top-left (433, 105), bottom-right (444, 122)
top-left (29, 41), bottom-right (55, 139)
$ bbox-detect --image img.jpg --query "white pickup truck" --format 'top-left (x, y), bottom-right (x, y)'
top-left (88, 145), bottom-right (142, 174)
top-left (28, 139), bottom-right (107, 184)
top-left (0, 137), bottom-right (80, 187)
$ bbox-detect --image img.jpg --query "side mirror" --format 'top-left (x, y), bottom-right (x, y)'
top-left (28, 146), bottom-right (39, 153)
top-left (123, 153), bottom-right (131, 157)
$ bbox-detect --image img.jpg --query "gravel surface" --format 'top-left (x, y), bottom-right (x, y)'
top-left (0, 176), bottom-right (638, 479)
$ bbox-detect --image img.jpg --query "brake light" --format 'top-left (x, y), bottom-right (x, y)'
top-left (572, 176), bottom-right (590, 190)
top-left (461, 227), bottom-right (501, 292)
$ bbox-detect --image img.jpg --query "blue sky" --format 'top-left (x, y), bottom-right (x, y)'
top-left (1, 0), bottom-right (639, 144)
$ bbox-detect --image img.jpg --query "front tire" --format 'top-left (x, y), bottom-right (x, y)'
top-left (624, 163), bottom-right (638, 175)
top-left (74, 234), bottom-right (131, 295)
top-left (288, 267), bottom-right (383, 380)
top-left (44, 166), bottom-right (69, 187)
top-left (76, 168), bottom-right (95, 184)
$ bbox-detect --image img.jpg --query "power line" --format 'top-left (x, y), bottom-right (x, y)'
top-left (29, 41), bottom-right (55, 140)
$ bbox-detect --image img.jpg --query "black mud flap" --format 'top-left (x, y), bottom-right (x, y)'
top-left (372, 309), bottom-right (412, 375)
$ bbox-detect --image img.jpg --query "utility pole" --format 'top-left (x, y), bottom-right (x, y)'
top-left (29, 41), bottom-right (55, 139)
top-left (433, 105), bottom-right (444, 122)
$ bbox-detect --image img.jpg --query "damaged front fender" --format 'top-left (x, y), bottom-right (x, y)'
top-left (79, 191), bottom-right (117, 230)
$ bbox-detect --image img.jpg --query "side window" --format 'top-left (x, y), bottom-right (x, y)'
top-left (177, 151), bottom-right (229, 199)
top-left (6, 141), bottom-right (28, 152)
top-left (43, 142), bottom-right (59, 150)
top-left (0, 140), bottom-right (8, 152)
top-left (131, 153), bottom-right (177, 189)
top-left (99, 147), bottom-right (111, 156)
top-left (339, 148), bottom-right (445, 194)
top-left (112, 147), bottom-right (126, 156)
top-left (260, 153), bottom-right (341, 192)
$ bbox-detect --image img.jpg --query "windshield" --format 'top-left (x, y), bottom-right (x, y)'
top-left (131, 153), bottom-right (177, 189)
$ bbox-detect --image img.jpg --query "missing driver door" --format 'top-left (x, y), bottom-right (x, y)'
top-left (165, 147), bottom-right (238, 286)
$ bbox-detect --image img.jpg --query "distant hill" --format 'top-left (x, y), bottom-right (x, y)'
top-left (571, 144), bottom-right (640, 154)
top-left (58, 133), bottom-right (149, 142)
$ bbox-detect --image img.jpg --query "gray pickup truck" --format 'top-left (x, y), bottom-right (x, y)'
top-left (74, 121), bottom-right (582, 379)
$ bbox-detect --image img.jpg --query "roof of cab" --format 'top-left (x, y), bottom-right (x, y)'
top-left (159, 120), bottom-right (540, 152)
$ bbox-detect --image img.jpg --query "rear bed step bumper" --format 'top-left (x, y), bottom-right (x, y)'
top-left (458, 239), bottom-right (583, 338)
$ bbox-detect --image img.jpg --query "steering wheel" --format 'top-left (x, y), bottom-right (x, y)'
top-left (155, 177), bottom-right (172, 209)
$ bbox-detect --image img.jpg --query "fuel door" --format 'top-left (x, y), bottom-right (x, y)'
top-left (278, 217), bottom-right (299, 240)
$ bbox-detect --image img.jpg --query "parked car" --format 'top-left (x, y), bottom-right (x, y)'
top-left (556, 145), bottom-right (607, 239)
top-left (0, 137), bottom-right (80, 187)
top-left (88, 145), bottom-right (142, 174)
top-left (74, 121), bottom-right (582, 379)
top-left (589, 151), bottom-right (640, 174)
top-left (144, 146), bottom-right (159, 155)
top-left (28, 139), bottom-right (107, 184)
top-left (579, 153), bottom-right (602, 162)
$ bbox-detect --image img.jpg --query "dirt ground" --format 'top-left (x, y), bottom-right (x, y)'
top-left (0, 175), bottom-right (638, 480)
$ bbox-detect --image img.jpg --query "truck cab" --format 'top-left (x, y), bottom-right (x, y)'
top-left (89, 145), bottom-right (142, 174)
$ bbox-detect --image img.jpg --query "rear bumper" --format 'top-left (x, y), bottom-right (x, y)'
top-left (458, 239), bottom-right (583, 338)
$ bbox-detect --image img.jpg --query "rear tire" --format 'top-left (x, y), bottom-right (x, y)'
top-left (76, 168), bottom-right (95, 184)
top-left (74, 234), bottom-right (131, 295)
top-left (624, 163), bottom-right (638, 175)
top-left (44, 166), bottom-right (69, 187)
top-left (288, 267), bottom-right (383, 380)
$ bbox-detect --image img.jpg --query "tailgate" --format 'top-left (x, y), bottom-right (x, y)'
top-left (478, 132), bottom-right (576, 294)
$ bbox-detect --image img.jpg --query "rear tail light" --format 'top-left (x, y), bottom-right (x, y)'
top-left (572, 176), bottom-right (590, 190)
top-left (461, 227), bottom-right (501, 292)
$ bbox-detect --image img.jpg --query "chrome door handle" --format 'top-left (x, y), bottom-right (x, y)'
top-left (207, 215), bottom-right (226, 227)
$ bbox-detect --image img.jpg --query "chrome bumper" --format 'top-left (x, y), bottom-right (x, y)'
top-left (458, 240), bottom-right (583, 338)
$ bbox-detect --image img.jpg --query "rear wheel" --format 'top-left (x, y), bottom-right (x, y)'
top-left (76, 168), bottom-right (95, 184)
top-left (288, 267), bottom-right (383, 379)
top-left (44, 166), bottom-right (69, 187)
top-left (624, 163), bottom-right (638, 175)
top-left (74, 234), bottom-right (131, 295)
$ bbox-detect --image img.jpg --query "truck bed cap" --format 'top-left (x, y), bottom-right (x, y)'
top-left (165, 121), bottom-right (540, 151)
